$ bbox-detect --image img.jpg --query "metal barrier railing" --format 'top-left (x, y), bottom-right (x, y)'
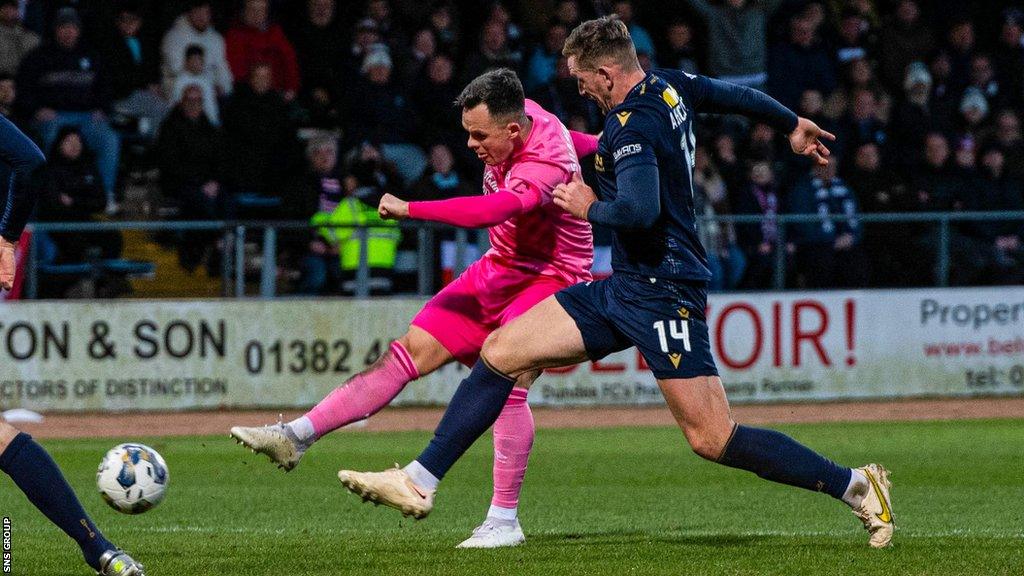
top-left (25, 211), bottom-right (1024, 298)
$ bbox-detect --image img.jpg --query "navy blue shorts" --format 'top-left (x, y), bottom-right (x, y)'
top-left (555, 274), bottom-right (718, 379)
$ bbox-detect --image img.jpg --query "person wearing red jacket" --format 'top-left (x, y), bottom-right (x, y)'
top-left (225, 0), bottom-right (300, 100)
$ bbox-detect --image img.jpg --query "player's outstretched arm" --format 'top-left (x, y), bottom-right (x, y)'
top-left (688, 75), bottom-right (835, 165)
top-left (380, 189), bottom-right (530, 229)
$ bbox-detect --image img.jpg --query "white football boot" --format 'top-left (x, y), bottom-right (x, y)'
top-left (97, 550), bottom-right (145, 576)
top-left (456, 518), bottom-right (526, 548)
top-left (229, 420), bottom-right (307, 471)
top-left (337, 466), bottom-right (434, 519)
top-left (852, 463), bottom-right (894, 548)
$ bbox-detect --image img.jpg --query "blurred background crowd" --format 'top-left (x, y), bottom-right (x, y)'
top-left (2, 0), bottom-right (1022, 297)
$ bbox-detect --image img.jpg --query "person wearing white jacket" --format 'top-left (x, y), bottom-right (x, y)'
top-left (161, 2), bottom-right (233, 97)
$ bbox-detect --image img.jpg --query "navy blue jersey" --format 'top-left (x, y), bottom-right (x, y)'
top-left (591, 69), bottom-right (797, 282)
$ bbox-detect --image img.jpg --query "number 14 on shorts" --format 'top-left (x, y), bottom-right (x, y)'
top-left (653, 320), bottom-right (691, 354)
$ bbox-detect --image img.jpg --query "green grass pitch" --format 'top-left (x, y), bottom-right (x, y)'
top-left (2, 419), bottom-right (1022, 575)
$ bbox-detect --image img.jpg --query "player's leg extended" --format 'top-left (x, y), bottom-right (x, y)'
top-left (231, 326), bottom-right (451, 470)
top-left (657, 376), bottom-right (893, 547)
top-left (339, 295), bottom-right (590, 518)
top-left (0, 420), bottom-right (144, 575)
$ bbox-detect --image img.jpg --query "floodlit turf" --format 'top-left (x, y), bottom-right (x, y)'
top-left (2, 419), bottom-right (1022, 575)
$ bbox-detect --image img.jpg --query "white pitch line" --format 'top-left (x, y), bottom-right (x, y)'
top-left (14, 526), bottom-right (1024, 539)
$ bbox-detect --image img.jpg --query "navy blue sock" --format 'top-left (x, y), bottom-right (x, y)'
top-left (416, 359), bottom-right (517, 480)
top-left (717, 425), bottom-right (852, 499)
top-left (0, 433), bottom-right (113, 570)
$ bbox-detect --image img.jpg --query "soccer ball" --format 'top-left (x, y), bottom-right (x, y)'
top-left (96, 443), bottom-right (169, 514)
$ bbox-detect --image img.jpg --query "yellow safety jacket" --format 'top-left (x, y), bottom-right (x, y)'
top-left (310, 197), bottom-right (400, 271)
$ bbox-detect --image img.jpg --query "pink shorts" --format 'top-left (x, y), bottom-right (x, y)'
top-left (412, 256), bottom-right (580, 366)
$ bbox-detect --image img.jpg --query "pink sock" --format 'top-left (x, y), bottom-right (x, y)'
top-left (304, 341), bottom-right (419, 438)
top-left (491, 387), bottom-right (534, 510)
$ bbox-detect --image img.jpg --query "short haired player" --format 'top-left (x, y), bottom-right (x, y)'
top-left (337, 17), bottom-right (895, 549)
top-left (0, 115), bottom-right (146, 574)
top-left (230, 68), bottom-right (598, 548)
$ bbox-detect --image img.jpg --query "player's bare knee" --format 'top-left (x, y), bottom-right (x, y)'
top-left (683, 422), bottom-right (734, 461)
top-left (0, 420), bottom-right (19, 453)
top-left (480, 330), bottom-right (516, 375)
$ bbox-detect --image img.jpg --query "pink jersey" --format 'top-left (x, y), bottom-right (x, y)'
top-left (482, 99), bottom-right (593, 283)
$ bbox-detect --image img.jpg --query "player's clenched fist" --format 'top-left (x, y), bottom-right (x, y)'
top-left (0, 235), bottom-right (17, 291)
top-left (378, 193), bottom-right (410, 220)
top-left (553, 172), bottom-right (597, 220)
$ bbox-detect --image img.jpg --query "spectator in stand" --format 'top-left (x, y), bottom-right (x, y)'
top-left (346, 48), bottom-right (425, 185)
top-left (876, 0), bottom-right (933, 91)
top-left (288, 0), bottom-right (345, 94)
top-left (291, 137), bottom-right (345, 294)
top-left (0, 73), bottom-right (16, 121)
top-left (682, 0), bottom-right (781, 90)
top-left (834, 8), bottom-right (872, 66)
top-left (928, 48), bottom-right (958, 128)
top-left (161, 1), bottom-right (233, 98)
top-left (768, 16), bottom-right (836, 111)
top-left (837, 88), bottom-right (887, 158)
top-left (461, 19), bottom-right (521, 83)
top-left (99, 2), bottom-right (167, 138)
top-left (890, 62), bottom-right (934, 167)
top-left (364, 0), bottom-right (404, 53)
top-left (908, 132), bottom-right (956, 211)
top-left (693, 145), bottom-right (745, 291)
top-left (343, 18), bottom-right (384, 80)
top-left (171, 45), bottom-right (220, 125)
top-left (342, 140), bottom-right (401, 208)
top-left (789, 160), bottom-right (868, 288)
top-left (225, 0), bottom-right (301, 101)
top-left (956, 145), bottom-right (1024, 284)
top-left (36, 127), bottom-right (123, 264)
top-left (991, 110), bottom-right (1023, 179)
top-left (221, 62), bottom-right (300, 203)
top-left (314, 140), bottom-right (402, 295)
top-left (410, 53), bottom-right (464, 159)
top-left (156, 84), bottom-right (227, 271)
top-left (529, 54), bottom-right (599, 133)
top-left (399, 28), bottom-right (436, 87)
top-left (957, 87), bottom-right (989, 145)
top-left (967, 54), bottom-right (1006, 110)
top-left (732, 159), bottom-right (788, 288)
top-left (552, 0), bottom-right (581, 31)
top-left (664, 20), bottom-right (699, 74)
top-left (613, 1), bottom-right (655, 64)
top-left (994, 10), bottom-right (1023, 108)
top-left (486, 3), bottom-right (524, 59)
top-left (945, 18), bottom-right (975, 96)
top-left (17, 7), bottom-right (120, 214)
top-left (409, 143), bottom-right (474, 203)
top-left (844, 142), bottom-right (914, 285)
top-left (409, 143), bottom-right (480, 286)
top-left (524, 23), bottom-right (567, 93)
top-left (0, 0), bottom-right (38, 76)
top-left (427, 3), bottom-right (461, 58)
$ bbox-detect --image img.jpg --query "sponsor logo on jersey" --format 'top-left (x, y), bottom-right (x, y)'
top-left (616, 111), bottom-right (632, 126)
top-left (613, 143), bottom-right (642, 161)
top-left (594, 155), bottom-right (605, 172)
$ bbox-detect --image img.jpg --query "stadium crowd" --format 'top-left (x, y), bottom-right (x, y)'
top-left (1, 0), bottom-right (1022, 296)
